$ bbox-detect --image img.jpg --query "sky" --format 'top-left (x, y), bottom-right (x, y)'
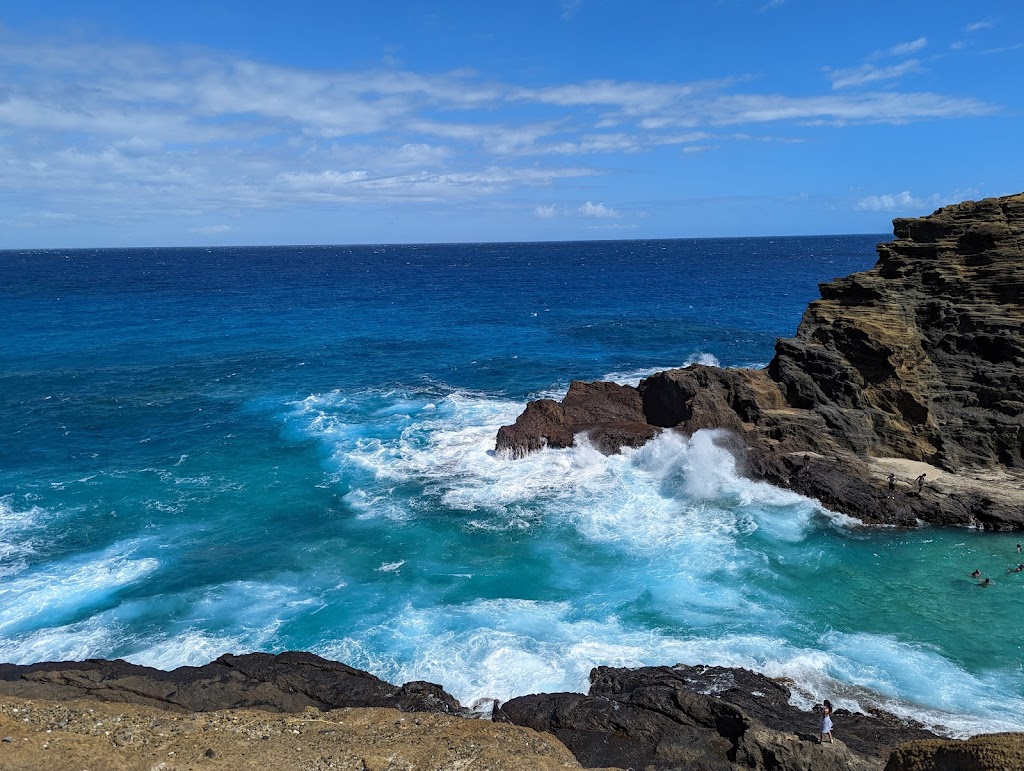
top-left (1, 1), bottom-right (1021, 247)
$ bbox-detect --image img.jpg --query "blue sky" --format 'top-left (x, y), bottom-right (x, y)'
top-left (1, 1), bottom-right (1021, 247)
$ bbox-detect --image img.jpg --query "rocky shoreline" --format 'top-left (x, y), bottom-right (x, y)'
top-left (3, 652), bottom-right (1021, 770)
top-left (5, 196), bottom-right (1024, 770)
top-left (496, 194), bottom-right (1024, 530)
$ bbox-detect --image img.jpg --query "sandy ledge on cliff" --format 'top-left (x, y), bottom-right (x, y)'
top-left (0, 696), bottom-right (599, 771)
top-left (867, 457), bottom-right (1024, 517)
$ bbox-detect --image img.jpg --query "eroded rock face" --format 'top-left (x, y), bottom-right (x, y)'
top-left (0, 652), bottom-right (461, 715)
top-left (495, 194), bottom-right (1024, 529)
top-left (496, 665), bottom-right (936, 770)
top-left (771, 194), bottom-right (1024, 469)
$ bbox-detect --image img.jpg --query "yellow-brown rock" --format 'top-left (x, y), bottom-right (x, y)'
top-left (884, 732), bottom-right (1024, 771)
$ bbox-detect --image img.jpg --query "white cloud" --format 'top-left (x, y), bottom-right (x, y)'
top-left (579, 201), bottom-right (619, 218)
top-left (0, 26), bottom-right (1004, 236)
top-left (193, 224), bottom-right (233, 235)
top-left (826, 59), bottom-right (923, 90)
top-left (855, 187), bottom-right (982, 213)
top-left (885, 37), bottom-right (928, 57)
top-left (966, 20), bottom-right (993, 32)
top-left (851, 192), bottom-right (925, 213)
top-left (760, 0), bottom-right (784, 11)
top-left (534, 204), bottom-right (557, 218)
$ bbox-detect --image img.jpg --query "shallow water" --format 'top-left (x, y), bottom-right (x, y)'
top-left (2, 238), bottom-right (1022, 736)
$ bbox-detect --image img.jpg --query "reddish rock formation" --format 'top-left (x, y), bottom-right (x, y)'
top-left (496, 194), bottom-right (1024, 529)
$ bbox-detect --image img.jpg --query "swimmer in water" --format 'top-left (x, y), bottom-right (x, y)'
top-left (970, 569), bottom-right (982, 578)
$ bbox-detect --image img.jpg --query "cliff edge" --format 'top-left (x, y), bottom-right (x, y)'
top-left (496, 194), bottom-right (1024, 528)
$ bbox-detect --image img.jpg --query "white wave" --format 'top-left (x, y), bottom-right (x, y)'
top-left (123, 581), bottom-right (323, 669)
top-left (0, 540), bottom-right (160, 637)
top-left (0, 498), bottom-right (47, 574)
top-left (286, 385), bottom-right (1022, 736)
top-left (0, 614), bottom-right (123, 664)
top-left (125, 630), bottom-right (260, 670)
top-left (376, 560), bottom-right (406, 572)
top-left (603, 352), bottom-right (722, 386)
top-left (317, 598), bottom-right (1024, 737)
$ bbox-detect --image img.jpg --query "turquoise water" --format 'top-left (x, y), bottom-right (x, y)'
top-left (1, 239), bottom-right (1022, 735)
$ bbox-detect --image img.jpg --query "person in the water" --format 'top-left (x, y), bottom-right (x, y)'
top-left (970, 569), bottom-right (982, 578)
top-left (1008, 564), bottom-right (1024, 573)
top-left (979, 577), bottom-right (993, 587)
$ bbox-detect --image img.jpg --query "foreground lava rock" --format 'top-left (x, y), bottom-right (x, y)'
top-left (496, 194), bottom-right (1024, 529)
top-left (496, 665), bottom-right (937, 771)
top-left (0, 652), bottom-right (461, 715)
top-left (2, 654), bottom-right (1021, 770)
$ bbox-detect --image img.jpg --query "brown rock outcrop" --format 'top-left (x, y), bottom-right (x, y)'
top-left (496, 194), bottom-right (1024, 529)
top-left (884, 732), bottom-right (1024, 771)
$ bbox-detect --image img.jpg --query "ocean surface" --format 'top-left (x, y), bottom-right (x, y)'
top-left (2, 237), bottom-right (1022, 736)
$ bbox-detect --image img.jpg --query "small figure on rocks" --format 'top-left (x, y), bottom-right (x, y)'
top-left (915, 473), bottom-right (926, 494)
top-left (887, 472), bottom-right (896, 498)
top-left (819, 699), bottom-right (834, 744)
top-left (970, 569), bottom-right (982, 578)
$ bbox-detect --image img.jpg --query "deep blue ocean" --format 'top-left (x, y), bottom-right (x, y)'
top-left (2, 237), bottom-right (1022, 735)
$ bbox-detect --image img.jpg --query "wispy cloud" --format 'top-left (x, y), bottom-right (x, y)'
top-left (966, 20), bottom-right (993, 32)
top-left (561, 0), bottom-right (583, 20)
top-left (0, 27), bottom-right (1002, 233)
top-left (760, 0), bottom-right (784, 12)
top-left (885, 37), bottom-right (928, 57)
top-left (534, 204), bottom-right (557, 218)
top-left (826, 59), bottom-right (923, 90)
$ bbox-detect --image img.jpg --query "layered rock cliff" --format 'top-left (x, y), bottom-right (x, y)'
top-left (496, 194), bottom-right (1024, 529)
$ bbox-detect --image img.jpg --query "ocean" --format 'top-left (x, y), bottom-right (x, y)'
top-left (2, 237), bottom-right (1022, 736)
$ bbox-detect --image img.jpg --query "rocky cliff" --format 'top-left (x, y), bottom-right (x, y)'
top-left (496, 194), bottom-right (1024, 528)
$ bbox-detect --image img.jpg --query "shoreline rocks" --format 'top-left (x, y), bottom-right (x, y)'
top-left (2, 653), bottom-right (1019, 770)
top-left (496, 194), bottom-right (1024, 529)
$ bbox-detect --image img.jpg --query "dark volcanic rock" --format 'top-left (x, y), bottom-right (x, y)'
top-left (884, 732), bottom-right (1024, 770)
top-left (0, 651), bottom-right (461, 715)
top-left (496, 379), bottom-right (657, 456)
top-left (497, 665), bottom-right (936, 770)
top-left (495, 193), bottom-right (1024, 529)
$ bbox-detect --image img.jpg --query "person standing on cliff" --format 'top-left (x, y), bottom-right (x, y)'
top-left (819, 700), bottom-right (834, 744)
top-left (887, 472), bottom-right (896, 498)
top-left (915, 473), bottom-right (926, 495)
